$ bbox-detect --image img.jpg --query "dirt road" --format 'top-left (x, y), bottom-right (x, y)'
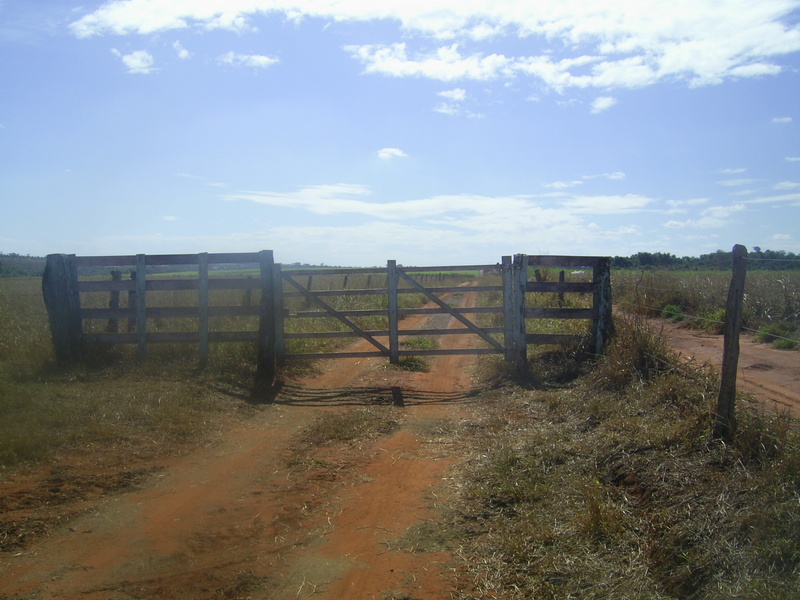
top-left (3, 297), bottom-right (798, 599)
top-left (652, 319), bottom-right (800, 418)
top-left (1, 291), bottom-right (482, 600)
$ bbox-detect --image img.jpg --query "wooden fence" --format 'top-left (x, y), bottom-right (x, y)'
top-left (42, 251), bottom-right (613, 389)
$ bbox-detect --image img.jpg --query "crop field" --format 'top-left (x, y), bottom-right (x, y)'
top-left (614, 269), bottom-right (800, 347)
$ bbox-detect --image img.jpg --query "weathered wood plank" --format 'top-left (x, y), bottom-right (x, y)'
top-left (526, 256), bottom-right (604, 268)
top-left (42, 254), bottom-right (83, 364)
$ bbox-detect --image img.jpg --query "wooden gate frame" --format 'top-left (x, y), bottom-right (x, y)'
top-left (42, 251), bottom-right (612, 383)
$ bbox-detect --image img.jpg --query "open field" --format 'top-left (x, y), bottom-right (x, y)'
top-left (1, 272), bottom-right (799, 598)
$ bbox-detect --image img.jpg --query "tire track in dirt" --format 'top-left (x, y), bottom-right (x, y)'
top-left (0, 287), bottom-right (485, 599)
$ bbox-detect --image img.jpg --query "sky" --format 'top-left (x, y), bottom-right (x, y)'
top-left (1, 0), bottom-right (800, 267)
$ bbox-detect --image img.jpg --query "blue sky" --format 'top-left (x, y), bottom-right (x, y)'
top-left (2, 0), bottom-right (800, 266)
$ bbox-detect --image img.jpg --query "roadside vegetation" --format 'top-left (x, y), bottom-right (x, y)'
top-left (613, 269), bottom-right (800, 346)
top-left (2, 263), bottom-right (799, 598)
top-left (449, 314), bottom-right (800, 599)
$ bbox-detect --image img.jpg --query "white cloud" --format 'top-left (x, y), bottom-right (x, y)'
top-left (665, 198), bottom-right (709, 213)
top-left (786, 157), bottom-right (800, 162)
top-left (438, 88), bottom-right (467, 101)
top-left (218, 51), bottom-right (278, 69)
top-left (717, 178), bottom-right (756, 187)
top-left (747, 192), bottom-right (800, 204)
top-left (772, 233), bottom-right (792, 240)
top-left (583, 172), bottom-right (626, 181)
top-left (173, 40), bottom-right (191, 59)
top-left (71, 1), bottom-right (800, 98)
top-left (560, 194), bottom-right (654, 214)
top-left (590, 96), bottom-right (617, 113)
top-left (720, 168), bottom-right (747, 174)
top-left (665, 204), bottom-right (745, 228)
top-left (544, 180), bottom-right (583, 189)
top-left (162, 215), bottom-right (177, 221)
top-left (111, 48), bottom-right (155, 74)
top-left (773, 116), bottom-right (793, 123)
top-left (774, 181), bottom-right (800, 190)
top-left (378, 147), bottom-right (408, 160)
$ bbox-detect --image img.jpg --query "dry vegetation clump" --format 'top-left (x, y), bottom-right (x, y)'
top-left (448, 317), bottom-right (800, 599)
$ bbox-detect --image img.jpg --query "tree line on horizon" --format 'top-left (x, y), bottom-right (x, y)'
top-left (2, 247), bottom-right (799, 278)
top-left (612, 247), bottom-right (800, 270)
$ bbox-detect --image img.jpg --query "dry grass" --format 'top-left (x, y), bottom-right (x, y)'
top-left (445, 316), bottom-right (800, 599)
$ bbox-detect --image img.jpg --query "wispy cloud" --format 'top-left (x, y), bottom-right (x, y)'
top-left (111, 48), bottom-right (155, 74)
top-left (544, 180), bottom-right (583, 189)
top-left (377, 147), bottom-right (408, 160)
top-left (173, 40), bottom-right (191, 60)
top-left (591, 96), bottom-right (617, 114)
top-left (772, 116), bottom-right (793, 123)
top-left (717, 178), bottom-right (756, 187)
top-left (786, 157), bottom-right (800, 163)
top-left (665, 204), bottom-right (745, 228)
top-left (720, 168), bottom-right (747, 174)
top-left (217, 51), bottom-right (278, 69)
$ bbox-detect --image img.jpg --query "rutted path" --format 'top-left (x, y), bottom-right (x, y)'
top-left (0, 291), bottom-right (483, 599)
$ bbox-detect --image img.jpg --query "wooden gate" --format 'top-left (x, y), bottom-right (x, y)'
top-left (42, 252), bottom-right (612, 385)
top-left (277, 255), bottom-right (611, 371)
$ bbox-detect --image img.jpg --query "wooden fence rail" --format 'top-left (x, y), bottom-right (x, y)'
top-left (42, 251), bottom-right (613, 389)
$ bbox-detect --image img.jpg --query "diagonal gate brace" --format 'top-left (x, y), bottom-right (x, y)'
top-left (283, 274), bottom-right (390, 355)
top-left (396, 268), bottom-right (505, 352)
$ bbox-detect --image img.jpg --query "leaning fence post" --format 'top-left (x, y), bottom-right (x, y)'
top-left (42, 253), bottom-right (83, 364)
top-left (254, 250), bottom-right (276, 398)
top-left (713, 244), bottom-right (748, 440)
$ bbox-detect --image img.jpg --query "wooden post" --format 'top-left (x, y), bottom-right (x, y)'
top-left (387, 260), bottom-right (399, 365)
top-left (714, 244), bottom-right (748, 440)
top-left (42, 254), bottom-right (83, 364)
top-left (502, 256), bottom-right (514, 362)
top-left (513, 254), bottom-right (528, 372)
top-left (106, 270), bottom-right (121, 333)
top-left (254, 250), bottom-right (276, 399)
top-left (558, 270), bottom-right (565, 308)
top-left (593, 257), bottom-right (613, 355)
top-left (272, 262), bottom-right (285, 367)
top-left (135, 254), bottom-right (147, 362)
top-left (198, 253), bottom-right (209, 368)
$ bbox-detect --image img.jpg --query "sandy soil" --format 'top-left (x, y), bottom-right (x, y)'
top-left (1, 290), bottom-right (483, 600)
top-left (650, 319), bottom-right (800, 418)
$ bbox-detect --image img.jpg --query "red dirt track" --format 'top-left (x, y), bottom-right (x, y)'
top-left (1, 290), bottom-right (482, 599)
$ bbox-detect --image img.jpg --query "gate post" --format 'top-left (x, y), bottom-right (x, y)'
top-left (592, 257), bottom-right (613, 355)
top-left (387, 260), bottom-right (399, 364)
top-left (254, 250), bottom-right (276, 398)
top-left (42, 253), bottom-right (83, 364)
top-left (503, 255), bottom-right (527, 372)
top-left (272, 262), bottom-right (285, 367)
top-left (513, 254), bottom-right (528, 372)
